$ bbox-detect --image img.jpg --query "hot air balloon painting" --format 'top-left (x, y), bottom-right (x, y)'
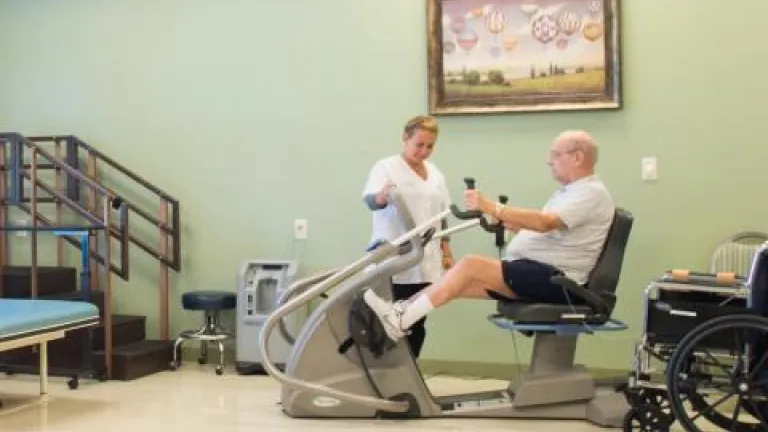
top-left (427, 0), bottom-right (622, 114)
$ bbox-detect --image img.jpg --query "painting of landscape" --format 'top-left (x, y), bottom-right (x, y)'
top-left (427, 0), bottom-right (622, 114)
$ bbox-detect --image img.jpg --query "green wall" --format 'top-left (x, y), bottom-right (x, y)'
top-left (2, 0), bottom-right (768, 373)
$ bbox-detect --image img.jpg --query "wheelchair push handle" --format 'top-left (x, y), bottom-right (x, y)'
top-left (664, 268), bottom-right (744, 287)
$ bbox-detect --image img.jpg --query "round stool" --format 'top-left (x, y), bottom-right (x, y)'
top-left (169, 290), bottom-right (236, 375)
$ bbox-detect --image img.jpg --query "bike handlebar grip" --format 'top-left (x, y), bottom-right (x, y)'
top-left (450, 204), bottom-right (482, 220)
top-left (464, 177), bottom-right (476, 190)
top-left (478, 217), bottom-right (503, 234)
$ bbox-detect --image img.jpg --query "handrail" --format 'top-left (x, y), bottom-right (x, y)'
top-left (29, 136), bottom-right (175, 200)
top-left (27, 135), bottom-right (181, 272)
top-left (26, 134), bottom-right (180, 340)
top-left (0, 134), bottom-right (132, 280)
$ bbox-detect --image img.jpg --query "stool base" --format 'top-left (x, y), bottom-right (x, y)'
top-left (169, 310), bottom-right (232, 375)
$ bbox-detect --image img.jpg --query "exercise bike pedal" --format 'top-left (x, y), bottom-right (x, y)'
top-left (346, 296), bottom-right (397, 359)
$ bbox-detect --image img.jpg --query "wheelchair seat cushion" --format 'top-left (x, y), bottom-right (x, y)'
top-left (497, 301), bottom-right (595, 324)
top-left (182, 290), bottom-right (237, 311)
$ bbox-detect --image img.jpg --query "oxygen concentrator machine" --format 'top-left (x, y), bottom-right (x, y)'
top-left (235, 260), bottom-right (298, 374)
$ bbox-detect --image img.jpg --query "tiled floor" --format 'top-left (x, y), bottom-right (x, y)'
top-left (1, 365), bottom-right (619, 432)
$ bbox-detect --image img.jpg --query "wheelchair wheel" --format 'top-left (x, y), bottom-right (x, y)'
top-left (624, 387), bottom-right (675, 428)
top-left (623, 405), bottom-right (670, 431)
top-left (666, 314), bottom-right (768, 432)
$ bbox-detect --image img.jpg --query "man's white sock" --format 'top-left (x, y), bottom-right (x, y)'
top-left (401, 294), bottom-right (434, 329)
top-left (363, 289), bottom-right (392, 317)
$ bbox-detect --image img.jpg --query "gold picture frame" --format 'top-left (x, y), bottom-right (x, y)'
top-left (427, 0), bottom-right (622, 115)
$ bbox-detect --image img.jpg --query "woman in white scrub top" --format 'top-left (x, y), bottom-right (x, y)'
top-left (361, 115), bottom-right (454, 359)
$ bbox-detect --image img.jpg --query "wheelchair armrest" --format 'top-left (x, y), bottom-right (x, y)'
top-left (662, 269), bottom-right (745, 287)
top-left (550, 275), bottom-right (610, 316)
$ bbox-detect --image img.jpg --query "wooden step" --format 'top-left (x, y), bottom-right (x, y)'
top-left (0, 265), bottom-right (78, 297)
top-left (94, 340), bottom-right (175, 381)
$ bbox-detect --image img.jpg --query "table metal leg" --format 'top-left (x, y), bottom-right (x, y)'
top-left (39, 341), bottom-right (48, 395)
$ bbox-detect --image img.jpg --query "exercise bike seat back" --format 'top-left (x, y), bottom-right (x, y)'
top-left (493, 207), bottom-right (634, 326)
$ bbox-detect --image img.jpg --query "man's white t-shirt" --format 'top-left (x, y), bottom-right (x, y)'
top-left (362, 155), bottom-right (451, 284)
top-left (504, 175), bottom-right (614, 285)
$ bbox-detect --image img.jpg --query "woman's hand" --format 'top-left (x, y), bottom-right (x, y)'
top-left (442, 253), bottom-right (454, 270)
top-left (441, 243), bottom-right (454, 269)
top-left (376, 181), bottom-right (395, 205)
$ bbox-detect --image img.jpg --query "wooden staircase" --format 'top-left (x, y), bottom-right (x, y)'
top-left (0, 133), bottom-right (181, 383)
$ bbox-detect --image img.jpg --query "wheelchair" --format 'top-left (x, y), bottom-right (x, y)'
top-left (622, 242), bottom-right (768, 431)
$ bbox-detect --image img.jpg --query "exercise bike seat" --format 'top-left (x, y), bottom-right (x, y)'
top-left (496, 300), bottom-right (594, 324)
top-left (490, 208), bottom-right (634, 328)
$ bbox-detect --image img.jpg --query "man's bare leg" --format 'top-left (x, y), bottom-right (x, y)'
top-left (422, 254), bottom-right (516, 307)
top-left (364, 255), bottom-right (518, 341)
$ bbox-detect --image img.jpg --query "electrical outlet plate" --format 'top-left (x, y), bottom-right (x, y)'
top-left (641, 157), bottom-right (658, 181)
top-left (294, 219), bottom-right (308, 240)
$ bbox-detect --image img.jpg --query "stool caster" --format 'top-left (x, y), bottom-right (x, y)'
top-left (198, 356), bottom-right (207, 365)
top-left (169, 360), bottom-right (179, 371)
top-left (216, 366), bottom-right (223, 376)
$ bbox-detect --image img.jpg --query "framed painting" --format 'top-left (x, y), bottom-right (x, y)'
top-left (427, 0), bottom-right (622, 115)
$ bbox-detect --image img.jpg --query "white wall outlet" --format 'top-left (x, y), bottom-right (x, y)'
top-left (641, 157), bottom-right (658, 181)
top-left (294, 219), bottom-right (308, 240)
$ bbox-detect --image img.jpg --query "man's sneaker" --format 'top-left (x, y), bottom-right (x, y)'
top-left (377, 300), bottom-right (410, 342)
top-left (363, 289), bottom-right (408, 341)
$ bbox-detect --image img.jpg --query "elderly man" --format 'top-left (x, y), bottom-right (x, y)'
top-left (363, 130), bottom-right (616, 341)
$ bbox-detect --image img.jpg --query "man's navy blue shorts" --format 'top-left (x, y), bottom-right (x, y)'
top-left (500, 258), bottom-right (585, 305)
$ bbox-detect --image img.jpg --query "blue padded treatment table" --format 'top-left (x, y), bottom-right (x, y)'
top-left (0, 299), bottom-right (100, 401)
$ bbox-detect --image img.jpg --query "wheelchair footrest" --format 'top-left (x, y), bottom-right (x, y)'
top-left (488, 315), bottom-right (628, 335)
